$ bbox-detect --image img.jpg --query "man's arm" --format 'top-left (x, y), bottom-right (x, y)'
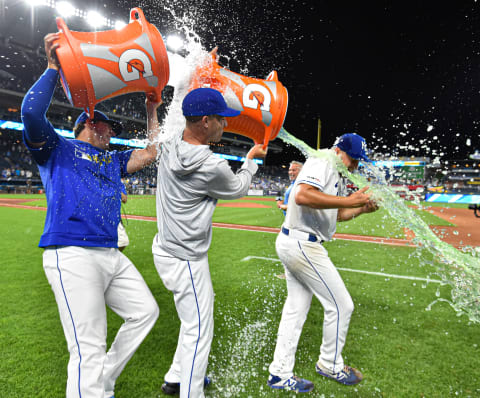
top-left (337, 200), bottom-right (378, 221)
top-left (295, 184), bottom-right (372, 209)
top-left (126, 94), bottom-right (162, 174)
top-left (208, 144), bottom-right (267, 200)
top-left (295, 183), bottom-right (378, 220)
top-left (21, 33), bottom-right (61, 149)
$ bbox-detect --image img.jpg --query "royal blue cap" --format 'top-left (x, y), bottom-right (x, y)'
top-left (334, 133), bottom-right (370, 161)
top-left (182, 88), bottom-right (241, 117)
top-left (74, 110), bottom-right (123, 136)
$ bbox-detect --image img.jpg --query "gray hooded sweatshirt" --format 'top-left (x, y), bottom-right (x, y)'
top-left (154, 132), bottom-right (258, 260)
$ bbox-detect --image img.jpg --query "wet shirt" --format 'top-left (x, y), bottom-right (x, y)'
top-left (284, 156), bottom-right (346, 241)
top-left (22, 68), bottom-right (132, 248)
top-left (153, 132), bottom-right (258, 260)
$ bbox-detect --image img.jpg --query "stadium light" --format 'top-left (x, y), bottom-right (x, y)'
top-left (25, 0), bottom-right (48, 6)
top-left (115, 20), bottom-right (127, 30)
top-left (166, 35), bottom-right (184, 52)
top-left (56, 1), bottom-right (75, 18)
top-left (87, 10), bottom-right (106, 28)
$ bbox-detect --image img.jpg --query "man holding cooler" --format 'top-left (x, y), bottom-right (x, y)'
top-left (151, 87), bottom-right (267, 397)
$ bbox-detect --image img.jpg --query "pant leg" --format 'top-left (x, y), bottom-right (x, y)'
top-left (154, 249), bottom-right (213, 398)
top-left (103, 250), bottom-right (159, 397)
top-left (268, 264), bottom-right (313, 379)
top-left (43, 246), bottom-right (109, 398)
top-left (294, 240), bottom-right (354, 373)
top-left (163, 323), bottom-right (186, 383)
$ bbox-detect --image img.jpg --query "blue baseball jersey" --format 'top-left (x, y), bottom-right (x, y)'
top-left (22, 68), bottom-right (133, 248)
top-left (282, 181), bottom-right (295, 216)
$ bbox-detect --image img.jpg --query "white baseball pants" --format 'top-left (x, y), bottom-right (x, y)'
top-left (117, 221), bottom-right (129, 249)
top-left (43, 246), bottom-right (159, 398)
top-left (269, 233), bottom-right (354, 378)
top-left (153, 243), bottom-right (214, 398)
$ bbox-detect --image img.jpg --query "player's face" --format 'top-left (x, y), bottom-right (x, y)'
top-left (338, 150), bottom-right (359, 172)
top-left (92, 121), bottom-right (115, 149)
top-left (288, 164), bottom-right (301, 181)
top-left (207, 115), bottom-right (227, 142)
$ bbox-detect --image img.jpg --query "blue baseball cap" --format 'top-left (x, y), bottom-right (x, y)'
top-left (334, 133), bottom-right (370, 161)
top-left (182, 88), bottom-right (241, 117)
top-left (74, 110), bottom-right (123, 136)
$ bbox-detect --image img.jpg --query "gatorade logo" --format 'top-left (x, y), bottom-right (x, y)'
top-left (119, 49), bottom-right (153, 82)
top-left (243, 84), bottom-right (272, 112)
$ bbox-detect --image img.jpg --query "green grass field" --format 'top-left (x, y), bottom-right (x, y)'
top-left (0, 195), bottom-right (478, 397)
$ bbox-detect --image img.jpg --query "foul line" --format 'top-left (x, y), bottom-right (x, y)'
top-left (241, 256), bottom-right (442, 283)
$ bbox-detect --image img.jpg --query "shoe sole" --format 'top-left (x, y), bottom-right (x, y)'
top-left (161, 385), bottom-right (179, 395)
top-left (267, 384), bottom-right (314, 393)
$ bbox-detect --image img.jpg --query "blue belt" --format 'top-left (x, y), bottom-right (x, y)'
top-left (281, 227), bottom-right (323, 243)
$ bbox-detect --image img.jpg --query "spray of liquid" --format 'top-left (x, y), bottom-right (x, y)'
top-left (279, 127), bottom-right (480, 322)
top-left (142, 11), bottom-right (478, 397)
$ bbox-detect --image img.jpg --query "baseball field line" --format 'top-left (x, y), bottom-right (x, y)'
top-left (241, 255), bottom-right (442, 283)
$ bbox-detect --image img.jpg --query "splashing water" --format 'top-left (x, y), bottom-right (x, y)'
top-left (207, 276), bottom-right (284, 398)
top-left (279, 127), bottom-right (480, 322)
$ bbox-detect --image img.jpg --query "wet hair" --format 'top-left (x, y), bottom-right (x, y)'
top-left (73, 122), bottom-right (86, 138)
top-left (185, 115), bottom-right (204, 123)
top-left (185, 115), bottom-right (222, 124)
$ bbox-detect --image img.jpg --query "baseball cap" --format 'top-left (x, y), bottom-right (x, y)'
top-left (74, 110), bottom-right (123, 136)
top-left (334, 133), bottom-right (370, 161)
top-left (182, 88), bottom-right (241, 117)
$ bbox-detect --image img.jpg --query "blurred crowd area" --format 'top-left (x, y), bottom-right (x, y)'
top-left (120, 165), bottom-right (290, 196)
top-left (1, 42), bottom-right (479, 198)
top-left (0, 128), bottom-right (292, 195)
top-left (2, 126), bottom-right (479, 198)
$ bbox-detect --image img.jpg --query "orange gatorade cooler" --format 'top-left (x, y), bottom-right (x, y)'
top-left (55, 8), bottom-right (169, 116)
top-left (190, 53), bottom-right (288, 148)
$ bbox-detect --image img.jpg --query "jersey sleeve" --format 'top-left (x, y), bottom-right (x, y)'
top-left (115, 149), bottom-right (134, 177)
top-left (295, 159), bottom-right (331, 192)
top-left (21, 68), bottom-right (60, 164)
top-left (207, 157), bottom-right (258, 200)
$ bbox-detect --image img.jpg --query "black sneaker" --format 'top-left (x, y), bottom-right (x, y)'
top-left (161, 376), bottom-right (212, 395)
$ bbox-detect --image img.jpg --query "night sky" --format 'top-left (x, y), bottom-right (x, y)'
top-left (5, 0), bottom-right (480, 160)
top-left (123, 0), bottom-right (480, 160)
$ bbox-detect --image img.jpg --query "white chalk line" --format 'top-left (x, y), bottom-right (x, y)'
top-left (241, 256), bottom-right (442, 283)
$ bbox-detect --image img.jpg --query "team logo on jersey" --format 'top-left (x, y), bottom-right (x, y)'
top-left (306, 175), bottom-right (321, 183)
top-left (75, 147), bottom-right (112, 166)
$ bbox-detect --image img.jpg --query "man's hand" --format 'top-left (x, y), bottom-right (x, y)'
top-left (44, 33), bottom-right (61, 71)
top-left (146, 92), bottom-right (162, 113)
top-left (246, 144), bottom-right (267, 159)
top-left (346, 186), bottom-right (372, 208)
top-left (210, 46), bottom-right (219, 61)
top-left (361, 199), bottom-right (379, 214)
